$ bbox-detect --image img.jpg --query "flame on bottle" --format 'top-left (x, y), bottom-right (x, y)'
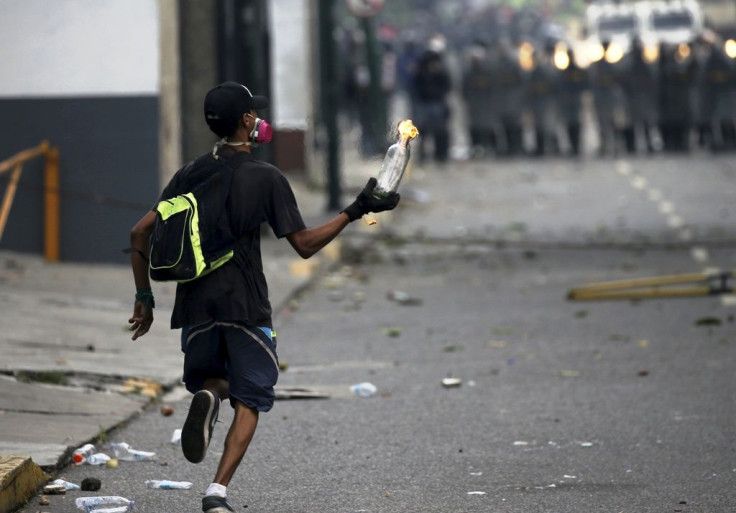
top-left (397, 119), bottom-right (419, 144)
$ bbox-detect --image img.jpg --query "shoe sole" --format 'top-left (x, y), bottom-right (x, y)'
top-left (203, 507), bottom-right (233, 513)
top-left (182, 390), bottom-right (216, 463)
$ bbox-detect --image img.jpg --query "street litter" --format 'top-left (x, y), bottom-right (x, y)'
top-left (171, 428), bottom-right (182, 445)
top-left (558, 370), bottom-right (580, 378)
top-left (43, 483), bottom-right (67, 494)
top-left (275, 387), bottom-right (330, 400)
top-left (75, 496), bottom-right (134, 513)
top-left (50, 478), bottom-right (81, 491)
top-left (73, 443), bottom-right (96, 464)
top-left (39, 496), bottom-right (50, 505)
top-left (81, 477), bottom-right (102, 491)
top-left (386, 289), bottom-right (423, 306)
top-left (381, 326), bottom-right (402, 338)
top-left (160, 405), bottom-right (174, 416)
top-left (84, 453), bottom-right (111, 466)
top-left (469, 472), bottom-right (483, 476)
top-left (467, 491), bottom-right (487, 495)
top-left (441, 377), bottom-right (462, 388)
top-left (350, 382), bottom-right (377, 398)
top-left (695, 316), bottom-right (721, 327)
top-left (563, 475), bottom-right (577, 479)
top-left (106, 458), bottom-right (119, 468)
top-left (513, 441), bottom-right (529, 446)
top-left (145, 479), bottom-right (193, 489)
top-left (111, 442), bottom-right (156, 461)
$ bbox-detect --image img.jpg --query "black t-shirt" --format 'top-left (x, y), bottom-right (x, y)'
top-left (157, 147), bottom-right (306, 329)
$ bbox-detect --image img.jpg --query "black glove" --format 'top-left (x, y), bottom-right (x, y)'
top-left (342, 177), bottom-right (401, 222)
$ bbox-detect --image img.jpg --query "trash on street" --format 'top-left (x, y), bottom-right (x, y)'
top-left (350, 382), bottom-right (377, 398)
top-left (145, 479), bottom-right (193, 489)
top-left (43, 483), bottom-right (67, 494)
top-left (73, 443), bottom-right (96, 464)
top-left (171, 428), bottom-right (182, 445)
top-left (81, 477), bottom-right (102, 491)
top-left (74, 495), bottom-right (135, 512)
top-left (381, 326), bottom-right (402, 337)
top-left (84, 453), bottom-right (111, 466)
top-left (111, 442), bottom-right (156, 461)
top-left (441, 377), bottom-right (462, 388)
top-left (386, 289), bottom-right (423, 306)
top-left (50, 478), bottom-right (80, 491)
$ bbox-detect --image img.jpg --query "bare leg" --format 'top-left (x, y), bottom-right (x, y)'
top-left (203, 377), bottom-right (229, 401)
top-left (213, 401), bottom-right (259, 486)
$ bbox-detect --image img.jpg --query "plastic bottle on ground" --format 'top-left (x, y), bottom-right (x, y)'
top-left (170, 428), bottom-right (182, 445)
top-left (86, 453), bottom-right (111, 466)
top-left (145, 479), bottom-right (193, 489)
top-left (51, 478), bottom-right (81, 490)
top-left (74, 495), bottom-right (134, 512)
top-left (110, 442), bottom-right (156, 461)
top-left (350, 382), bottom-right (377, 398)
top-left (72, 443), bottom-right (96, 464)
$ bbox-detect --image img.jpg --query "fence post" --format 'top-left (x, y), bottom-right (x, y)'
top-left (44, 147), bottom-right (60, 262)
top-left (0, 164), bottom-right (23, 242)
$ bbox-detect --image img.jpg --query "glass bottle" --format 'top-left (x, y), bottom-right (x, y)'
top-left (373, 120), bottom-right (419, 199)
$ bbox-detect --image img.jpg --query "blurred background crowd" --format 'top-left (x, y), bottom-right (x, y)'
top-left (336, 0), bottom-right (736, 162)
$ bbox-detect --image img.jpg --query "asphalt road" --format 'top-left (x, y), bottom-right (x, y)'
top-left (17, 152), bottom-right (736, 513)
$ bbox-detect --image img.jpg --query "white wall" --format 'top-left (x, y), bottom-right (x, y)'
top-left (269, 0), bottom-right (311, 130)
top-left (0, 0), bottom-right (159, 98)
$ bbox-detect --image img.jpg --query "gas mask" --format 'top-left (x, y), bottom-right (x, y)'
top-left (247, 114), bottom-right (273, 146)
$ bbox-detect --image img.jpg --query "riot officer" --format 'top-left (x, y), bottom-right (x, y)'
top-left (620, 37), bottom-right (659, 153)
top-left (658, 42), bottom-right (697, 152)
top-left (591, 40), bottom-right (626, 156)
top-left (461, 41), bottom-right (496, 158)
top-left (557, 47), bottom-right (591, 156)
top-left (696, 33), bottom-right (736, 151)
top-left (526, 41), bottom-right (561, 156)
top-left (413, 35), bottom-right (453, 163)
top-left (489, 38), bottom-right (526, 156)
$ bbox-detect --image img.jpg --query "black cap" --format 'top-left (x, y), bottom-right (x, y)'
top-left (204, 82), bottom-right (269, 137)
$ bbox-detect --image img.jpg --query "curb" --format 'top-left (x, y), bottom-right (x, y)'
top-left (0, 455), bottom-right (46, 513)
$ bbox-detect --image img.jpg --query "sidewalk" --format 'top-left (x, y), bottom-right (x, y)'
top-left (0, 144), bottom-right (385, 511)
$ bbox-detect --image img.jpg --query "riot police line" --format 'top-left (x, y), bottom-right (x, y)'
top-left (460, 33), bottom-right (736, 158)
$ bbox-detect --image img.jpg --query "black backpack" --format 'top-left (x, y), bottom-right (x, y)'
top-left (148, 152), bottom-right (247, 282)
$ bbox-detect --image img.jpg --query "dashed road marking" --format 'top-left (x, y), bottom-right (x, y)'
top-left (631, 176), bottom-right (647, 190)
top-left (691, 247), bottom-right (709, 263)
top-left (615, 160), bottom-right (734, 306)
top-left (658, 201), bottom-right (674, 215)
top-left (667, 215), bottom-right (684, 229)
top-left (616, 160), bottom-right (631, 176)
top-left (647, 188), bottom-right (663, 202)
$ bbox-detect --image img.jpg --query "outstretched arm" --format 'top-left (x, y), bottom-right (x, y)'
top-left (286, 213), bottom-right (351, 259)
top-left (286, 178), bottom-right (400, 259)
top-left (128, 210), bottom-right (156, 340)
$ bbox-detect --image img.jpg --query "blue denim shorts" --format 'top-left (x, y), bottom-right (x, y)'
top-left (181, 321), bottom-right (279, 412)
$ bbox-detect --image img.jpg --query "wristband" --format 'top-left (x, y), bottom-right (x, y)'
top-left (135, 287), bottom-right (155, 310)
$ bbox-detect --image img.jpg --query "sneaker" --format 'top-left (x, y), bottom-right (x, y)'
top-left (181, 389), bottom-right (219, 463)
top-left (202, 495), bottom-right (234, 513)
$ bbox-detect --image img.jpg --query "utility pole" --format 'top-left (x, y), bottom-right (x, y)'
top-left (318, 0), bottom-right (342, 211)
